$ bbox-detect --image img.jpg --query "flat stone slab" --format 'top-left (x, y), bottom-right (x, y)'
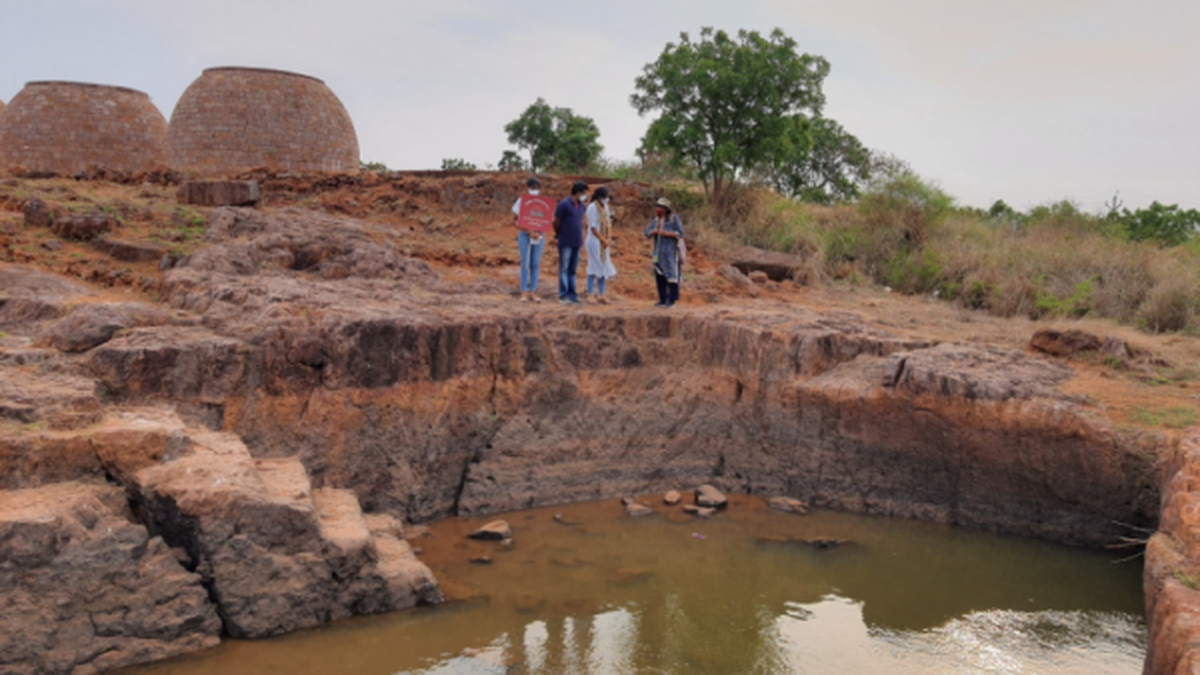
top-left (91, 237), bottom-right (169, 263)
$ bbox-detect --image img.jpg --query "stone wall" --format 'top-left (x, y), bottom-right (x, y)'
top-left (167, 67), bottom-right (359, 176)
top-left (0, 82), bottom-right (168, 175)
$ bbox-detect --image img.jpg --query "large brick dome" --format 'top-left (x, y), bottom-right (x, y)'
top-left (167, 67), bottom-right (359, 176)
top-left (0, 82), bottom-right (168, 175)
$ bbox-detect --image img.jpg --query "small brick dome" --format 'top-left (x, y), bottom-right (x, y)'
top-left (0, 82), bottom-right (168, 175)
top-left (167, 67), bottom-right (359, 176)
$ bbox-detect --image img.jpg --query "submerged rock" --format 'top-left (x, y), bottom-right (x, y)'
top-left (468, 520), bottom-right (512, 541)
top-left (625, 503), bottom-right (654, 517)
top-left (800, 537), bottom-right (848, 550)
top-left (768, 496), bottom-right (810, 515)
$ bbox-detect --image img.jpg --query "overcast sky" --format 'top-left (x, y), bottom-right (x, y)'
top-left (2, 0), bottom-right (1197, 212)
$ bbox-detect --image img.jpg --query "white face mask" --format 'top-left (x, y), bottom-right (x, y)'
top-left (577, 194), bottom-right (587, 203)
top-left (528, 189), bottom-right (540, 195)
top-left (603, 197), bottom-right (611, 206)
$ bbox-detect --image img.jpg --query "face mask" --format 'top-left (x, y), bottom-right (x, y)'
top-left (528, 189), bottom-right (540, 195)
top-left (603, 197), bottom-right (611, 206)
top-left (577, 194), bottom-right (587, 203)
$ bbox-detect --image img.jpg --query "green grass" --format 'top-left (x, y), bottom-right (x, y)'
top-left (1132, 406), bottom-right (1199, 429)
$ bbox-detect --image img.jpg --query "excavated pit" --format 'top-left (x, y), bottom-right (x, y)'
top-left (0, 204), bottom-right (1180, 673)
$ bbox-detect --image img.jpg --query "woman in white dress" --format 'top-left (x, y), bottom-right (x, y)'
top-left (584, 186), bottom-right (617, 304)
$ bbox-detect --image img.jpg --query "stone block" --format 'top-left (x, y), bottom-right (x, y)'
top-left (178, 180), bottom-right (261, 206)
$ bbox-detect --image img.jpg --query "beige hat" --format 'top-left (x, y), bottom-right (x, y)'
top-left (654, 197), bottom-right (672, 210)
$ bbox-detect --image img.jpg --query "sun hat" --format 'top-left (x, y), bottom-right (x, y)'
top-left (654, 197), bottom-right (672, 210)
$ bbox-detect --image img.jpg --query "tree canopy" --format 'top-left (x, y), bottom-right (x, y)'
top-left (764, 116), bottom-right (871, 204)
top-left (503, 98), bottom-right (602, 173)
top-left (632, 27), bottom-right (866, 203)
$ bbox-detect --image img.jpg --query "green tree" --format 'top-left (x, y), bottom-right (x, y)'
top-left (766, 116), bottom-right (870, 203)
top-left (441, 158), bottom-right (477, 171)
top-left (631, 27), bottom-right (830, 203)
top-left (504, 98), bottom-right (602, 173)
top-left (1119, 201), bottom-right (1200, 247)
top-left (497, 150), bottom-right (527, 173)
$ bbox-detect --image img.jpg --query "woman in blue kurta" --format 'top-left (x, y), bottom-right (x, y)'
top-left (644, 197), bottom-right (684, 308)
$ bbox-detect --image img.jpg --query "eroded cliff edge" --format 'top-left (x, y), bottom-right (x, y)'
top-left (0, 206), bottom-right (1174, 673)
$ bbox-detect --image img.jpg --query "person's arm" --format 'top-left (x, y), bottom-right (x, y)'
top-left (644, 218), bottom-right (659, 238)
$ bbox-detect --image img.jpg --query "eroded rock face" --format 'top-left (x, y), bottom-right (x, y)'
top-left (1143, 429), bottom-right (1200, 675)
top-left (129, 428), bottom-right (441, 638)
top-left (0, 482), bottom-right (220, 674)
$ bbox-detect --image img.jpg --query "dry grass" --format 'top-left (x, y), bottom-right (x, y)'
top-left (685, 185), bottom-right (1200, 334)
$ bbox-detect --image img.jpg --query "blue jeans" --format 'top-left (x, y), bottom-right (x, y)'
top-left (586, 275), bottom-right (607, 296)
top-left (558, 246), bottom-right (581, 301)
top-left (518, 231), bottom-right (544, 293)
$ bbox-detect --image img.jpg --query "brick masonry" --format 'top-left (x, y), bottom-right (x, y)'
top-left (167, 67), bottom-right (359, 176)
top-left (0, 82), bottom-right (168, 175)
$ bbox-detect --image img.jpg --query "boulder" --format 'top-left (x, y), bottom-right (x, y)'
top-left (178, 180), bottom-right (261, 207)
top-left (748, 270), bottom-right (770, 284)
top-left (695, 484), bottom-right (728, 509)
top-left (50, 212), bottom-right (116, 241)
top-left (1099, 336), bottom-right (1131, 362)
top-left (664, 490), bottom-right (682, 506)
top-left (48, 304), bottom-right (133, 353)
top-left (0, 482), bottom-right (221, 674)
top-left (718, 264), bottom-right (758, 297)
top-left (683, 505), bottom-right (717, 518)
top-left (731, 246), bottom-right (805, 281)
top-left (468, 520), bottom-right (512, 541)
top-left (768, 496), bottom-right (809, 515)
top-left (22, 199), bottom-right (63, 228)
top-left (1030, 329), bottom-right (1102, 357)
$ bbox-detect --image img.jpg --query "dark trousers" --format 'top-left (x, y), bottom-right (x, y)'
top-left (654, 272), bottom-right (680, 306)
top-left (558, 246), bottom-right (581, 301)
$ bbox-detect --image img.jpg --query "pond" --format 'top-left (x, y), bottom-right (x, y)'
top-left (124, 494), bottom-right (1146, 674)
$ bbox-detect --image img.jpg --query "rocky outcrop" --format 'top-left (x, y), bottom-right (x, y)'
top-left (0, 482), bottom-right (220, 675)
top-left (127, 423), bottom-right (441, 639)
top-left (1144, 429), bottom-right (1200, 674)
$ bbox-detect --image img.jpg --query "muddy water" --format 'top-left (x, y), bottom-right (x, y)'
top-left (126, 495), bottom-right (1145, 675)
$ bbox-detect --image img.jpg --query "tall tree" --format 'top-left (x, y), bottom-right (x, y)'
top-left (631, 27), bottom-right (829, 203)
top-left (504, 98), bottom-right (602, 173)
top-left (766, 116), bottom-right (871, 204)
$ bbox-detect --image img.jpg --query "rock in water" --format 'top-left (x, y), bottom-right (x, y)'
top-left (695, 484), bottom-right (728, 509)
top-left (664, 490), bottom-right (682, 505)
top-left (468, 520), bottom-right (512, 540)
top-left (625, 503), bottom-right (654, 517)
top-left (683, 505), bottom-right (717, 518)
top-left (768, 496), bottom-right (809, 515)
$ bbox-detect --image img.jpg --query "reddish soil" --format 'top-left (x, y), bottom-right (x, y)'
top-left (1, 172), bottom-right (1196, 434)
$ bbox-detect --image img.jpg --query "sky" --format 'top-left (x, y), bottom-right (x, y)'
top-left (1, 0), bottom-right (1197, 212)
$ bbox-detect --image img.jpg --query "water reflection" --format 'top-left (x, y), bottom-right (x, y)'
top-left (123, 496), bottom-right (1145, 675)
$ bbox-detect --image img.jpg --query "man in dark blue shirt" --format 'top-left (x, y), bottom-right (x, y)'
top-left (552, 181), bottom-right (589, 304)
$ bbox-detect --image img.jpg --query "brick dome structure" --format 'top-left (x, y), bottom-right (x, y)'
top-left (167, 67), bottom-right (359, 176)
top-left (0, 82), bottom-right (168, 175)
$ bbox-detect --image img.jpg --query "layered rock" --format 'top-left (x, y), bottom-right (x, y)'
top-left (0, 482), bottom-right (220, 674)
top-left (1144, 429), bottom-right (1200, 674)
top-left (128, 427), bottom-right (441, 638)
